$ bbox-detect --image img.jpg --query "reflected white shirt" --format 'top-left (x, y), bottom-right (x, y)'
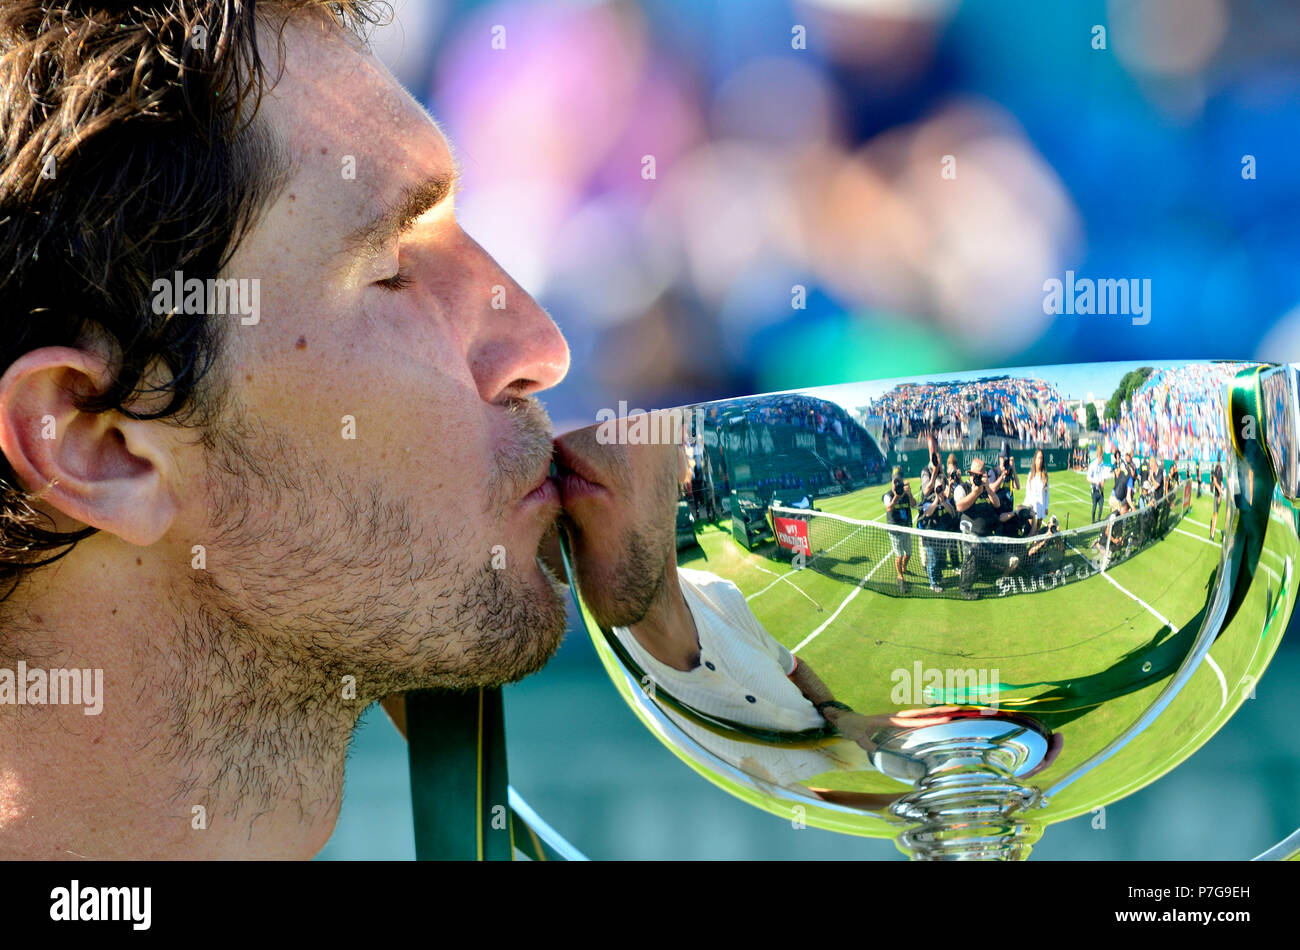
top-left (611, 567), bottom-right (872, 786)
top-left (613, 567), bottom-right (824, 732)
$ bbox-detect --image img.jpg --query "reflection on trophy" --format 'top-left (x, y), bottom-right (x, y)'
top-left (556, 419), bottom-right (959, 809)
top-left (557, 361), bottom-right (1300, 859)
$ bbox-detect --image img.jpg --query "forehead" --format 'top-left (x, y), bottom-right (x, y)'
top-left (256, 17), bottom-right (454, 230)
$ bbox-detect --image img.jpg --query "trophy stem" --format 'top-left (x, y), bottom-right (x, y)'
top-left (875, 720), bottom-right (1048, 860)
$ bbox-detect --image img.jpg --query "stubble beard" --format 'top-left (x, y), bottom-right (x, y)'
top-left (569, 451), bottom-right (680, 631)
top-left (577, 524), bottom-right (670, 630)
top-left (149, 396), bottom-right (568, 824)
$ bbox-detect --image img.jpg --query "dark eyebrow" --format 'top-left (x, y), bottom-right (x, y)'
top-left (344, 169), bottom-right (460, 256)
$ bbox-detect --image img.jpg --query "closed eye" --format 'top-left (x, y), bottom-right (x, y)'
top-left (376, 268), bottom-right (413, 291)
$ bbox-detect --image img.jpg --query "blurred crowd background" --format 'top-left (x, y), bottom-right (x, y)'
top-left (369, 0), bottom-right (1300, 429)
top-left (1102, 361), bottom-right (1247, 462)
top-left (870, 376), bottom-right (1075, 449)
top-left (319, 0), bottom-right (1300, 860)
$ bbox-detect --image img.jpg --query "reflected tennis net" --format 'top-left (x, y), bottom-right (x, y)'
top-left (769, 488), bottom-right (1193, 600)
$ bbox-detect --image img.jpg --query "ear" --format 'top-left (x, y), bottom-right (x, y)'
top-left (0, 347), bottom-right (181, 546)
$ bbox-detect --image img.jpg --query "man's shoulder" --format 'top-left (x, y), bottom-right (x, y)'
top-left (678, 566), bottom-right (742, 602)
top-left (678, 567), bottom-right (782, 654)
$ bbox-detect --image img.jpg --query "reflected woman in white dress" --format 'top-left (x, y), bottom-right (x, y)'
top-left (1024, 449), bottom-right (1049, 533)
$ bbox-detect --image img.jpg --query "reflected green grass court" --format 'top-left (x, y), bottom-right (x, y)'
top-left (679, 467), bottom-right (1296, 817)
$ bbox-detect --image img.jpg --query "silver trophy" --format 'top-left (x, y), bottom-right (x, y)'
top-left (554, 360), bottom-right (1300, 859)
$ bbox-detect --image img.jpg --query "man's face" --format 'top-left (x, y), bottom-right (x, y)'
top-left (176, 17), bottom-right (571, 694)
top-left (554, 416), bottom-right (684, 629)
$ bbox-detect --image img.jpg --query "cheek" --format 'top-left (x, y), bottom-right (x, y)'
top-left (358, 282), bottom-right (464, 365)
top-left (224, 253), bottom-right (501, 506)
top-left (393, 387), bottom-right (496, 491)
top-left (250, 336), bottom-right (494, 498)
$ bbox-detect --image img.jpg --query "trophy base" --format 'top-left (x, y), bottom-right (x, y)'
top-left (873, 714), bottom-right (1052, 860)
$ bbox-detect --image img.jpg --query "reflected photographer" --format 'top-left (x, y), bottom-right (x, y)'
top-left (953, 456), bottom-right (1006, 600)
top-left (1019, 515), bottom-right (1063, 576)
top-left (883, 467), bottom-right (916, 594)
top-left (918, 434), bottom-right (958, 592)
top-left (1086, 446), bottom-right (1109, 524)
top-left (1091, 496), bottom-right (1131, 569)
top-left (993, 442), bottom-right (1026, 537)
top-left (1110, 450), bottom-right (1136, 515)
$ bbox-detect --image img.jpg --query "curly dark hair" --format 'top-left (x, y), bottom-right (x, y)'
top-left (0, 0), bottom-right (387, 596)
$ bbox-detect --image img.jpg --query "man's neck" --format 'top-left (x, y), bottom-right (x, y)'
top-left (0, 537), bottom-right (353, 859)
top-left (628, 567), bottom-right (702, 673)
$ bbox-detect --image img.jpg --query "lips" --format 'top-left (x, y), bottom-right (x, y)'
top-left (517, 453), bottom-right (561, 511)
top-left (519, 475), bottom-right (560, 508)
top-left (552, 436), bottom-right (610, 506)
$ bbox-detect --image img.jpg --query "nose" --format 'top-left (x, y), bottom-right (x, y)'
top-left (464, 234), bottom-right (570, 402)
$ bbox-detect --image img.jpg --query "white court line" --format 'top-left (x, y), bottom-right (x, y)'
top-left (1174, 527), bottom-right (1220, 549)
top-left (791, 587), bottom-right (861, 656)
top-left (1051, 479), bottom-right (1092, 496)
top-left (749, 513), bottom-right (883, 605)
top-left (791, 552), bottom-right (890, 655)
top-left (1066, 542), bottom-right (1180, 633)
top-left (1052, 484), bottom-right (1090, 498)
top-left (1203, 653), bottom-right (1228, 709)
top-left (1060, 478), bottom-right (1097, 492)
top-left (743, 562), bottom-right (822, 610)
top-left (1183, 516), bottom-right (1211, 530)
top-left (746, 570), bottom-right (804, 602)
top-left (779, 577), bottom-right (822, 610)
top-left (1068, 539), bottom-right (1229, 709)
top-left (1047, 480), bottom-right (1095, 502)
top-left (1043, 482), bottom-right (1101, 525)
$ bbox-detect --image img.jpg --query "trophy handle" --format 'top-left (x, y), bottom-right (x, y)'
top-left (1253, 825), bottom-right (1300, 861)
top-left (1256, 363), bottom-right (1300, 500)
top-left (1042, 364), bottom-right (1286, 808)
